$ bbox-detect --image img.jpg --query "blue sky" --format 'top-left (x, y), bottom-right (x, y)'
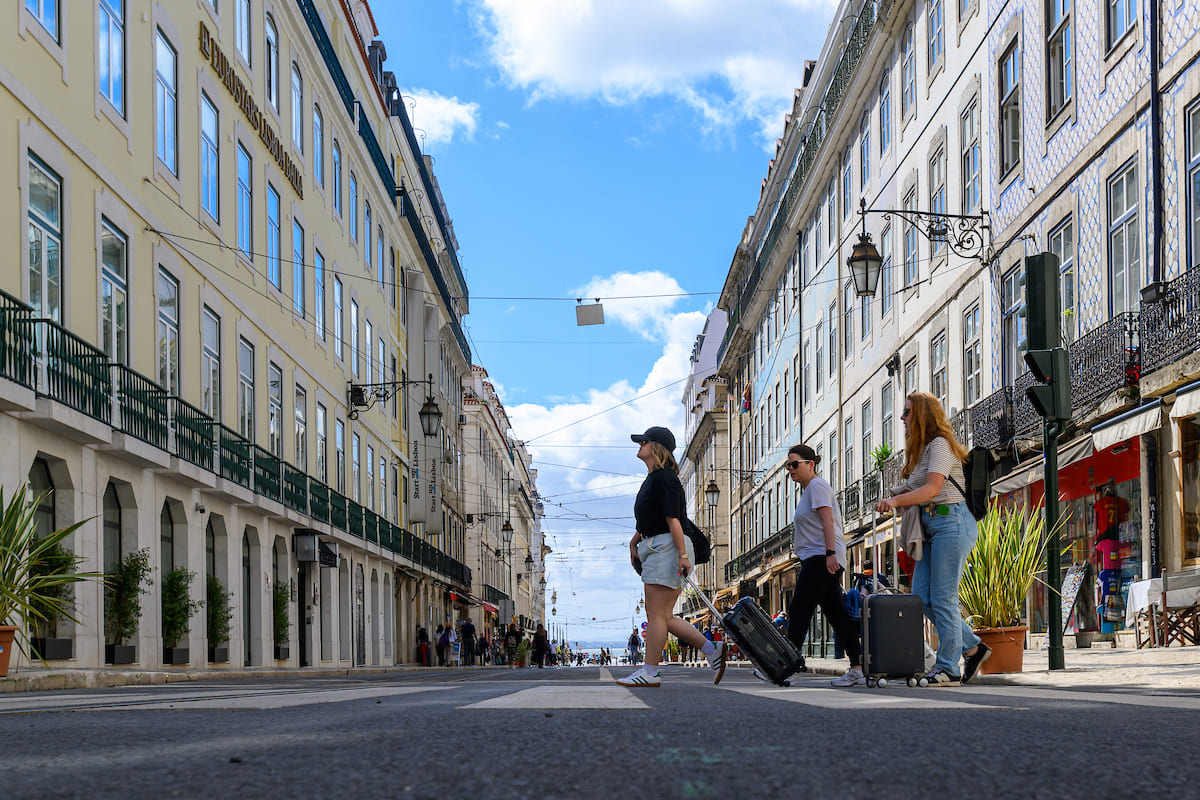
top-left (371, 0), bottom-right (837, 645)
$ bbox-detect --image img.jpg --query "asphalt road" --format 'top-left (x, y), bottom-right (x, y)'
top-left (2, 665), bottom-right (1198, 799)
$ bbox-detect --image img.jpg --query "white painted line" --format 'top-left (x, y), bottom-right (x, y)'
top-left (111, 685), bottom-right (453, 710)
top-left (720, 684), bottom-right (1002, 710)
top-left (956, 685), bottom-right (1200, 710)
top-left (599, 667), bottom-right (613, 682)
top-left (460, 685), bottom-right (651, 710)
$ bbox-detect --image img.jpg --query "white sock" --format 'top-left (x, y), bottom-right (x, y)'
top-left (700, 640), bottom-right (716, 657)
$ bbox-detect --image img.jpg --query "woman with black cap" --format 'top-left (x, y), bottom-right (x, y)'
top-left (617, 426), bottom-right (728, 687)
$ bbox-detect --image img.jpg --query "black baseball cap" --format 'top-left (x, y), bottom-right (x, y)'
top-left (631, 426), bottom-right (676, 451)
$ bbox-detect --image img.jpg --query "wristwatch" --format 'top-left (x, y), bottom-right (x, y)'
top-left (825, 549), bottom-right (836, 557)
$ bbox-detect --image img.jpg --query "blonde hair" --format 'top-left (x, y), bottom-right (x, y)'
top-left (902, 392), bottom-right (968, 478)
top-left (648, 442), bottom-right (680, 475)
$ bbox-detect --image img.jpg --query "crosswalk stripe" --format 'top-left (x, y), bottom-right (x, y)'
top-left (957, 685), bottom-right (1200, 710)
top-left (719, 684), bottom-right (1002, 710)
top-left (459, 685), bottom-right (650, 710)
top-left (110, 685), bottom-right (455, 710)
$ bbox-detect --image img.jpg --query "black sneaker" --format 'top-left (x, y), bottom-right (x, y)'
top-left (962, 643), bottom-right (992, 684)
top-left (924, 667), bottom-right (961, 687)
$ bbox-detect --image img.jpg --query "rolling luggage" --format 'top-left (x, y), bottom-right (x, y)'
top-left (860, 592), bottom-right (927, 687)
top-left (684, 574), bottom-right (805, 686)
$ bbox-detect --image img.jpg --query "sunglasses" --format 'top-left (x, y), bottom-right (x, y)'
top-left (785, 460), bottom-right (809, 470)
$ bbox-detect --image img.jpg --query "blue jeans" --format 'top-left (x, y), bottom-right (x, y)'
top-left (912, 503), bottom-right (981, 675)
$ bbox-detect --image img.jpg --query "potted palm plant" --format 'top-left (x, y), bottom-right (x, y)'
top-left (272, 581), bottom-right (290, 660)
top-left (104, 548), bottom-right (152, 665)
top-left (0, 485), bottom-right (96, 676)
top-left (161, 567), bottom-right (202, 665)
top-left (959, 501), bottom-right (1053, 673)
top-left (206, 574), bottom-right (234, 664)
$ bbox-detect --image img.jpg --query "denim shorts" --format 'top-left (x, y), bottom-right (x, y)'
top-left (637, 533), bottom-right (695, 589)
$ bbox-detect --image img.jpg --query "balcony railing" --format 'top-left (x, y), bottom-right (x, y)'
top-left (951, 406), bottom-right (972, 449)
top-left (843, 481), bottom-right (861, 518)
top-left (725, 525), bottom-right (793, 583)
top-left (1141, 268), bottom-right (1200, 375)
top-left (0, 289), bottom-right (34, 389)
top-left (1013, 371), bottom-right (1041, 438)
top-left (33, 319), bottom-right (111, 423)
top-left (308, 479), bottom-right (330, 523)
top-left (330, 490), bottom-right (348, 530)
top-left (861, 471), bottom-right (882, 508)
top-left (348, 501), bottom-right (364, 538)
top-left (253, 445), bottom-right (282, 502)
top-left (283, 463), bottom-right (308, 514)
top-left (168, 396), bottom-right (215, 470)
top-left (970, 387), bottom-right (1013, 450)
top-left (219, 425), bottom-right (253, 488)
top-left (1070, 312), bottom-right (1139, 407)
top-left (112, 364), bottom-right (168, 449)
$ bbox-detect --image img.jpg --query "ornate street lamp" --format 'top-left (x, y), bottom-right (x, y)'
top-left (846, 199), bottom-right (884, 297)
top-left (704, 478), bottom-right (720, 511)
top-left (347, 372), bottom-right (442, 438)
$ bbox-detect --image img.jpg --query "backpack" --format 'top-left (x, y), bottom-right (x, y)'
top-left (682, 516), bottom-right (711, 565)
top-left (948, 445), bottom-right (995, 521)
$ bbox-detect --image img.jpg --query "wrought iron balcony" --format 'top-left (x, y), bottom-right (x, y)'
top-left (970, 387), bottom-right (1013, 450)
top-left (112, 364), bottom-right (168, 450)
top-left (843, 480), bottom-right (862, 518)
top-left (1012, 371), bottom-right (1041, 438)
top-left (1068, 312), bottom-right (1139, 407)
top-left (32, 319), bottom-right (112, 424)
top-left (880, 451), bottom-right (905, 491)
top-left (1140, 269), bottom-right (1200, 375)
top-left (283, 464), bottom-right (308, 514)
top-left (0, 289), bottom-right (34, 390)
top-left (168, 396), bottom-right (215, 471)
top-left (253, 445), bottom-right (282, 502)
top-left (861, 471), bottom-right (882, 508)
top-left (951, 406), bottom-right (972, 449)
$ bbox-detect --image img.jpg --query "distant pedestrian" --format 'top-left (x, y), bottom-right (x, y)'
top-left (417, 626), bottom-right (431, 666)
top-left (461, 618), bottom-right (477, 666)
top-left (503, 623), bottom-right (522, 668)
top-left (478, 632), bottom-right (490, 665)
top-left (627, 628), bottom-right (642, 665)
top-left (436, 625), bottom-right (450, 667)
top-left (533, 624), bottom-right (549, 668)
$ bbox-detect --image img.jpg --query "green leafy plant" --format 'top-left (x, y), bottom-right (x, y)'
top-left (272, 581), bottom-right (290, 647)
top-left (0, 485), bottom-right (97, 654)
top-left (206, 573), bottom-right (234, 647)
top-left (516, 638), bottom-right (530, 663)
top-left (104, 548), bottom-right (152, 646)
top-left (161, 567), bottom-right (202, 648)
top-left (870, 442), bottom-right (895, 472)
top-left (959, 501), bottom-right (1059, 629)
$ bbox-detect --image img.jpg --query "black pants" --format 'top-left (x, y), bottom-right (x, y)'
top-left (786, 555), bottom-right (861, 667)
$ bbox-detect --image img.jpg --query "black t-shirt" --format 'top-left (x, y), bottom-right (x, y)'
top-left (634, 468), bottom-right (684, 535)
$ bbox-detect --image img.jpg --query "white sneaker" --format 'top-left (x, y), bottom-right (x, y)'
top-left (831, 667), bottom-right (865, 687)
top-left (616, 666), bottom-right (661, 687)
top-left (706, 641), bottom-right (729, 685)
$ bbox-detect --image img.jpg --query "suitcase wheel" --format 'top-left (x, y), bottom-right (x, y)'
top-left (876, 677), bottom-right (889, 689)
top-left (782, 679), bottom-right (791, 688)
top-left (918, 676), bottom-right (929, 688)
top-left (865, 677), bottom-right (877, 688)
top-left (907, 677), bottom-right (918, 688)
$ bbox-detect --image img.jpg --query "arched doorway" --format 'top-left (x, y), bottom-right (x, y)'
top-left (355, 564), bottom-right (365, 666)
top-left (242, 532), bottom-right (253, 666)
top-left (370, 568), bottom-right (379, 665)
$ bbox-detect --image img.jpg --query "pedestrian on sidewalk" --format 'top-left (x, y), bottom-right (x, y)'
top-left (617, 426), bottom-right (727, 687)
top-left (875, 392), bottom-right (991, 686)
top-left (532, 624), bottom-right (549, 668)
top-left (783, 444), bottom-right (865, 688)
top-left (417, 626), bottom-right (431, 666)
top-left (435, 625), bottom-right (449, 667)
top-left (461, 617), bottom-right (476, 666)
top-left (503, 623), bottom-right (522, 668)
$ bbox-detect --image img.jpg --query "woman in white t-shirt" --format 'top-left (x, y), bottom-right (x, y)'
top-left (785, 444), bottom-right (864, 687)
top-left (875, 392), bottom-right (991, 686)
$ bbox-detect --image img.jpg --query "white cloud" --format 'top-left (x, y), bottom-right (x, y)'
top-left (473, 0), bottom-right (838, 149)
top-left (401, 89), bottom-right (480, 145)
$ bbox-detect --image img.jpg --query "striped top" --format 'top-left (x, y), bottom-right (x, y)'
top-left (888, 437), bottom-right (966, 505)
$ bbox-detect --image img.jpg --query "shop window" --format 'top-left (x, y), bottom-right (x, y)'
top-left (1183, 417), bottom-right (1200, 565)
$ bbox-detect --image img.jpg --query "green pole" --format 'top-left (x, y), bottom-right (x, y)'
top-left (1044, 418), bottom-right (1064, 670)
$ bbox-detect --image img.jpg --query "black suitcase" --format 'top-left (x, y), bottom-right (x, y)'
top-left (861, 593), bottom-right (927, 687)
top-left (685, 575), bottom-right (804, 686)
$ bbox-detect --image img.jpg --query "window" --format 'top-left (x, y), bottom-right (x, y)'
top-left (266, 184), bottom-right (280, 288)
top-left (1001, 269), bottom-right (1025, 385)
top-left (381, 457), bottom-right (390, 520)
top-left (928, 0), bottom-right (944, 70)
top-left (364, 319), bottom-right (373, 384)
top-left (880, 225), bottom-right (893, 316)
top-left (350, 299), bottom-right (360, 377)
top-left (236, 144), bottom-right (252, 256)
top-left (931, 331), bottom-right (948, 408)
top-left (901, 26), bottom-right (916, 119)
top-left (862, 400), bottom-right (873, 476)
top-left (161, 504), bottom-right (175, 573)
top-left (349, 172), bottom-right (358, 242)
top-left (929, 145), bottom-right (946, 255)
top-left (313, 105), bottom-right (324, 187)
top-left (98, 0), bottom-right (125, 113)
top-left (881, 381), bottom-right (894, 447)
top-left (844, 417), bottom-right (854, 487)
top-left (233, 0), bottom-right (251, 63)
top-left (200, 94), bottom-right (219, 219)
top-left (351, 433), bottom-right (361, 502)
top-left (961, 99), bottom-right (980, 213)
top-left (903, 190), bottom-right (918, 286)
top-left (828, 302), bottom-right (838, 376)
top-left (292, 220), bottom-right (305, 316)
top-left (316, 402), bottom-right (327, 483)
top-left (378, 339), bottom-right (386, 391)
top-left (292, 386), bottom-right (304, 470)
top-left (1109, 162), bottom-right (1140, 314)
top-left (1107, 0), bottom-right (1135, 47)
top-left (335, 419), bottom-right (345, 493)
top-left (238, 338), bottom-right (254, 440)
top-left (333, 277), bottom-right (343, 358)
top-left (365, 202), bottom-right (372, 269)
top-left (861, 283), bottom-right (872, 340)
top-left (366, 444), bottom-right (375, 510)
top-left (814, 210), bottom-right (824, 263)
top-left (1000, 39), bottom-right (1021, 176)
top-left (1189, 103), bottom-right (1200, 271)
top-left (314, 249), bottom-right (326, 341)
top-left (842, 148), bottom-right (853, 219)
top-left (879, 71), bottom-right (892, 154)
top-left (1049, 218), bottom-right (1075, 341)
top-left (201, 307), bottom-right (220, 418)
top-left (1047, 0), bottom-right (1072, 119)
top-left (268, 362), bottom-right (282, 456)
top-left (827, 183), bottom-right (835, 246)
top-left (843, 281), bottom-right (854, 357)
top-left (28, 157), bottom-right (63, 321)
top-left (332, 140), bottom-right (342, 215)
top-left (859, 114), bottom-right (870, 189)
top-left (829, 431), bottom-right (838, 492)
top-left (155, 31), bottom-right (177, 174)
top-left (904, 357), bottom-right (918, 397)
top-left (963, 304), bottom-right (982, 405)
top-left (100, 220), bottom-right (128, 364)
top-left (377, 228), bottom-right (385, 286)
top-left (960, 0), bottom-right (972, 21)
top-left (390, 248), bottom-right (398, 309)
top-left (390, 355), bottom-right (398, 417)
top-left (157, 268), bottom-right (179, 394)
top-left (265, 15), bottom-right (279, 110)
top-left (26, 0), bottom-right (58, 40)
top-left (815, 321), bottom-right (824, 390)
top-left (291, 65), bottom-right (303, 151)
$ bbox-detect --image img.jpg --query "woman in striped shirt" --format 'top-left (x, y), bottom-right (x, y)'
top-left (875, 392), bottom-right (992, 686)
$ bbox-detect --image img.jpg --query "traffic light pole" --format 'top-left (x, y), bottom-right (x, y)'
top-left (1042, 418), bottom-right (1064, 671)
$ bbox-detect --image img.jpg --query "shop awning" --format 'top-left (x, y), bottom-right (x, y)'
top-left (756, 573), bottom-right (773, 589)
top-left (482, 602), bottom-right (498, 614)
top-left (1092, 403), bottom-right (1162, 450)
top-left (1171, 387), bottom-right (1200, 420)
top-left (715, 588), bottom-right (735, 602)
top-left (992, 434), bottom-right (1095, 495)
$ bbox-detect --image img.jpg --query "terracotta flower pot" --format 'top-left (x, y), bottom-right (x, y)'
top-left (974, 626), bottom-right (1028, 674)
top-left (0, 625), bottom-right (16, 677)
